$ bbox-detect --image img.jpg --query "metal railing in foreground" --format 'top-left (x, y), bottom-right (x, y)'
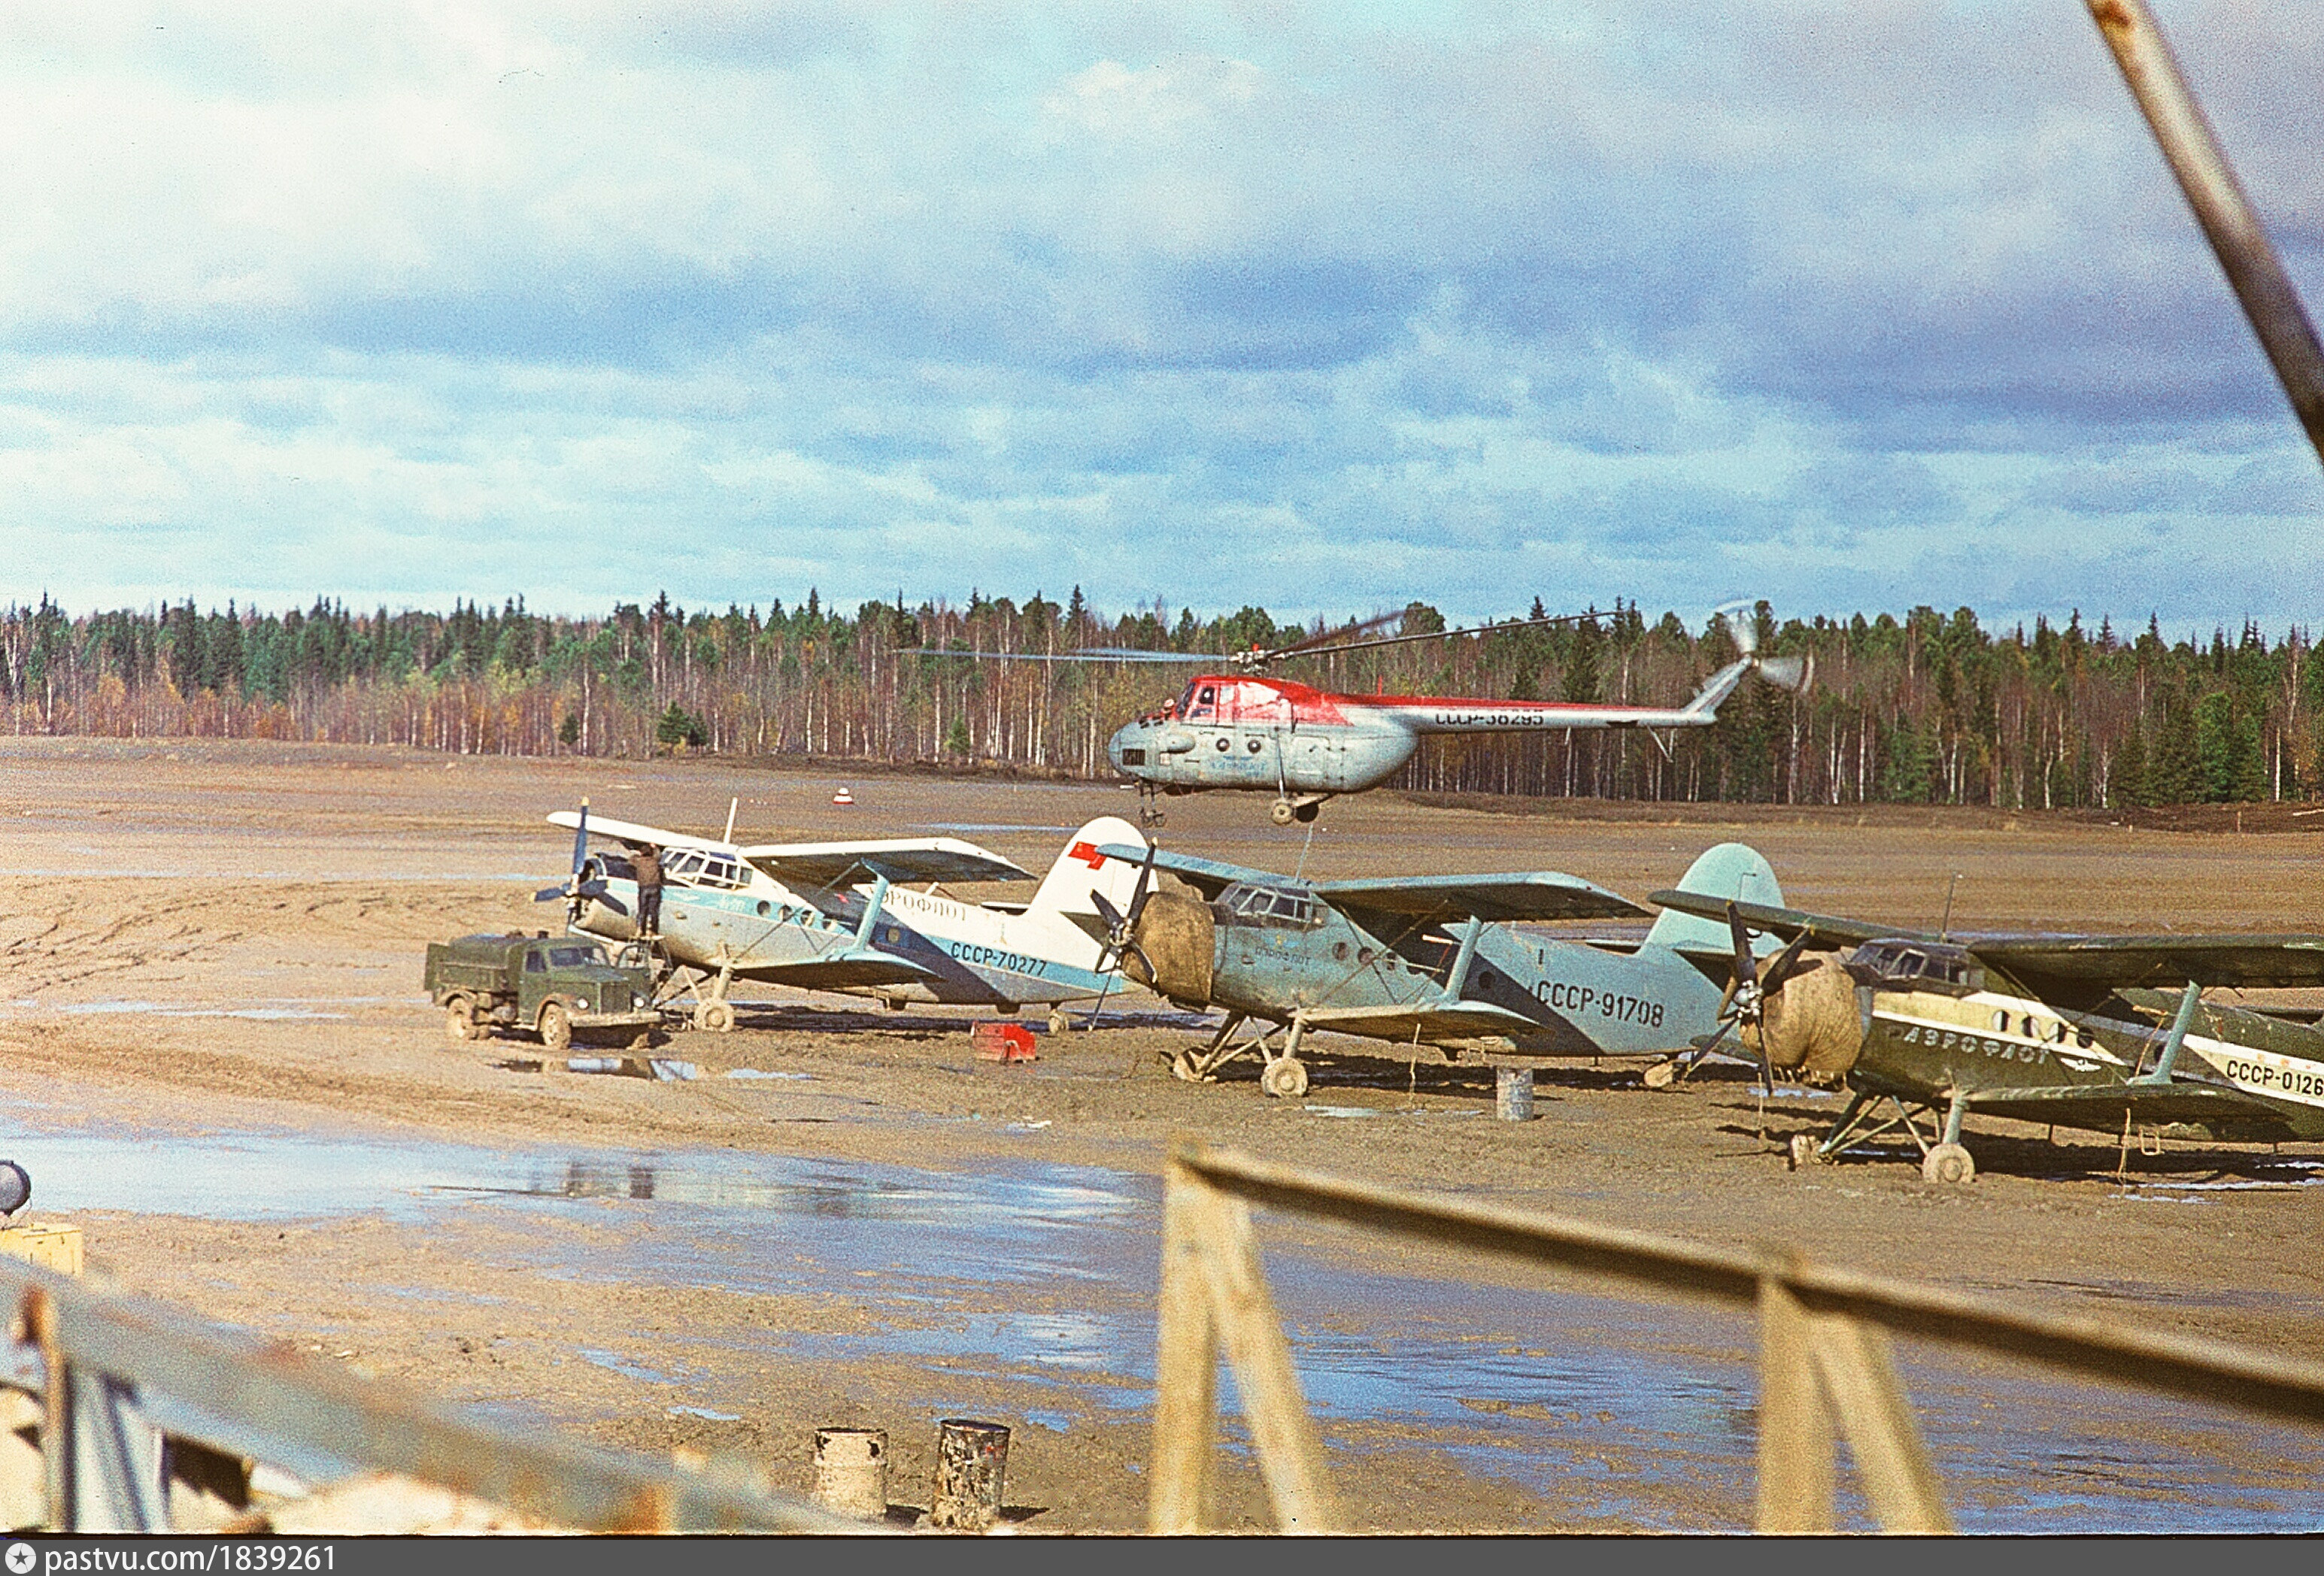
top-left (1151, 1141), bottom-right (2324, 1535)
top-left (0, 1253), bottom-right (860, 1533)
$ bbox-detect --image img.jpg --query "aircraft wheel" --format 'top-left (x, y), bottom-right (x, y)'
top-left (1048, 1008), bottom-right (1070, 1035)
top-left (1261, 1059), bottom-right (1309, 1100)
top-left (444, 999), bottom-right (480, 1042)
top-left (695, 999), bottom-right (736, 1034)
top-left (1642, 1059), bottom-right (1678, 1090)
top-left (1921, 1141), bottom-right (1975, 1186)
top-left (1269, 799), bottom-right (1297, 826)
top-left (1789, 1133), bottom-right (1827, 1171)
top-left (537, 1002), bottom-right (573, 1054)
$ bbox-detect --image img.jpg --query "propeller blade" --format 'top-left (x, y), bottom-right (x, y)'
top-left (593, 893), bottom-right (629, 918)
top-left (1090, 890), bottom-right (1128, 938)
top-left (1121, 843), bottom-right (1160, 930)
top-left (1124, 942), bottom-right (1155, 982)
top-left (1725, 901), bottom-right (1758, 998)
top-left (571, 800), bottom-right (590, 880)
top-left (1269, 610), bottom-right (1406, 660)
top-left (533, 886), bottom-right (569, 904)
top-left (1761, 930), bottom-right (1815, 991)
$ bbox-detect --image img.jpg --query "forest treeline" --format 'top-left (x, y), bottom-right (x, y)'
top-left (0, 591), bottom-right (2313, 810)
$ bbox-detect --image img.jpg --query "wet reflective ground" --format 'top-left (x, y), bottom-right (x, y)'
top-left (5, 1111), bottom-right (2320, 1532)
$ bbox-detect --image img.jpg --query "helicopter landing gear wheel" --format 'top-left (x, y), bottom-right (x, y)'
top-left (1789, 1133), bottom-right (1827, 1171)
top-left (1270, 799), bottom-right (1297, 826)
top-left (1642, 1059), bottom-right (1678, 1090)
top-left (1048, 1008), bottom-right (1070, 1035)
top-left (536, 1002), bottom-right (572, 1054)
top-left (444, 999), bottom-right (480, 1042)
top-left (1261, 1058), bottom-right (1309, 1100)
top-left (693, 999), bottom-right (736, 1034)
top-left (1921, 1141), bottom-right (1975, 1185)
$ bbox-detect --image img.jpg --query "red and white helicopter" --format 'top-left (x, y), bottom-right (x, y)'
top-left (1095, 602), bottom-right (1805, 824)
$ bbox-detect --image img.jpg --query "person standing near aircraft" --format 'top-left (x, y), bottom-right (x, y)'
top-left (633, 843), bottom-right (664, 938)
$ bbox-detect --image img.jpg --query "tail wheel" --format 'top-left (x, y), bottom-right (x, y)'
top-left (1642, 1059), bottom-right (1679, 1090)
top-left (695, 999), bottom-right (736, 1034)
top-left (1261, 1059), bottom-right (1309, 1100)
top-left (1269, 799), bottom-right (1297, 826)
top-left (1788, 1132), bottom-right (1827, 1170)
top-left (1921, 1141), bottom-right (1975, 1186)
top-left (537, 1002), bottom-right (573, 1053)
top-left (444, 999), bottom-right (480, 1042)
top-left (1047, 1008), bottom-right (1070, 1035)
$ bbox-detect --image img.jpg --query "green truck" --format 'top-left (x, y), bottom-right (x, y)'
top-left (424, 932), bottom-right (660, 1051)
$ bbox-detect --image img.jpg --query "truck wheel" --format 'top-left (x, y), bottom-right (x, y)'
top-left (696, 1000), bottom-right (736, 1034)
top-left (537, 1002), bottom-right (573, 1054)
top-left (444, 999), bottom-right (480, 1042)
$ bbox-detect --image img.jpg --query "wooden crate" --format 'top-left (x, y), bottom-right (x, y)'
top-left (0, 1224), bottom-right (83, 1277)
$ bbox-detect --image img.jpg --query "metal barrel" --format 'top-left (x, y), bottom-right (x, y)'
top-left (1495, 1065), bottom-right (1535, 1121)
top-left (810, 1427), bottom-right (890, 1522)
top-left (927, 1418), bottom-right (1009, 1531)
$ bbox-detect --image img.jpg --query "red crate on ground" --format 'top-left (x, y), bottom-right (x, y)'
top-left (971, 1023), bottom-right (1039, 1062)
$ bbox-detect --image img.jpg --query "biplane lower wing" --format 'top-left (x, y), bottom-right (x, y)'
top-left (1960, 1080), bottom-right (2305, 1142)
top-left (1297, 999), bottom-right (1540, 1043)
top-left (725, 950), bottom-right (936, 992)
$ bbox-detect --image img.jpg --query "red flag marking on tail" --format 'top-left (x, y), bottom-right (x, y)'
top-left (1067, 841), bottom-right (1107, 869)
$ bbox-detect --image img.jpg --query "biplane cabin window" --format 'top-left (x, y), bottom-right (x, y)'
top-left (1219, 883), bottom-right (1318, 929)
top-left (1846, 939), bottom-right (1983, 996)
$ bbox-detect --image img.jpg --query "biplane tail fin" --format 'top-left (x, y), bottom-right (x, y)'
top-left (1644, 843), bottom-right (1784, 955)
top-left (1026, 817), bottom-right (1154, 938)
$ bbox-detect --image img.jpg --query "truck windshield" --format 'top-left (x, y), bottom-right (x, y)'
top-left (547, 944), bottom-right (605, 968)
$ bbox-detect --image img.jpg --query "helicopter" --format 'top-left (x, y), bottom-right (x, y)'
top-left (915, 602), bottom-right (1804, 826)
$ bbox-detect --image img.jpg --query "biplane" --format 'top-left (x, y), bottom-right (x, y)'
top-left (539, 802), bottom-right (1152, 1031)
top-left (1091, 838), bottom-right (1785, 1099)
top-left (1650, 888), bottom-right (2324, 1183)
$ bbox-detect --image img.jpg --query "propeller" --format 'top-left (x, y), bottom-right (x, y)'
top-left (533, 799), bottom-right (628, 926)
top-left (1710, 600), bottom-right (1812, 695)
top-left (1082, 842), bottom-right (1160, 1029)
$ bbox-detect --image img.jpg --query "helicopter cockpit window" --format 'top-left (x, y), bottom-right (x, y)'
top-left (1186, 684), bottom-right (1218, 722)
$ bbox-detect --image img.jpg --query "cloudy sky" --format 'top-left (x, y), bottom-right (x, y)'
top-left (2, 1), bottom-right (2318, 631)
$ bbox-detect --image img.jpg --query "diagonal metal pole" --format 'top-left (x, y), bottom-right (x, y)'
top-left (2087, 0), bottom-right (2324, 465)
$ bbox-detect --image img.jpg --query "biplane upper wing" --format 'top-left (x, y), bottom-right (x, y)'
top-left (1649, 890), bottom-right (2324, 992)
top-left (1097, 847), bottom-right (1645, 925)
top-left (547, 810), bottom-right (738, 856)
top-left (740, 838), bottom-right (1033, 890)
top-left (1297, 999), bottom-right (1542, 1043)
top-left (1315, 872), bottom-right (1646, 926)
top-left (1960, 1080), bottom-right (2304, 1141)
top-left (1094, 845), bottom-right (1267, 901)
top-left (1962, 935), bottom-right (2324, 992)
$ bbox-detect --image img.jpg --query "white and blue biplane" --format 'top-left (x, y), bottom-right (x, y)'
top-left (539, 803), bottom-right (1154, 1032)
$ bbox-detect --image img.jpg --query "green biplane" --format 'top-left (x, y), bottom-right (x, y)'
top-left (1649, 889), bottom-right (2324, 1184)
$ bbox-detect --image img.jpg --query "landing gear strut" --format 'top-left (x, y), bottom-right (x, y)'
top-left (1269, 796), bottom-right (1324, 826)
top-left (1787, 1087), bottom-right (1976, 1184)
top-left (1164, 1011), bottom-right (1310, 1098)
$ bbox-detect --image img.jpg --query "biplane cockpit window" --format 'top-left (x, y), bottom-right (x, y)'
top-left (1846, 940), bottom-right (1984, 996)
top-left (1219, 883), bottom-right (1318, 928)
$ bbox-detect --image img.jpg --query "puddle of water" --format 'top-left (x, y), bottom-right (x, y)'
top-left (33, 1001), bottom-right (348, 1022)
top-left (669, 1405), bottom-right (741, 1423)
top-left (2, 1102), bottom-right (2316, 1532)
